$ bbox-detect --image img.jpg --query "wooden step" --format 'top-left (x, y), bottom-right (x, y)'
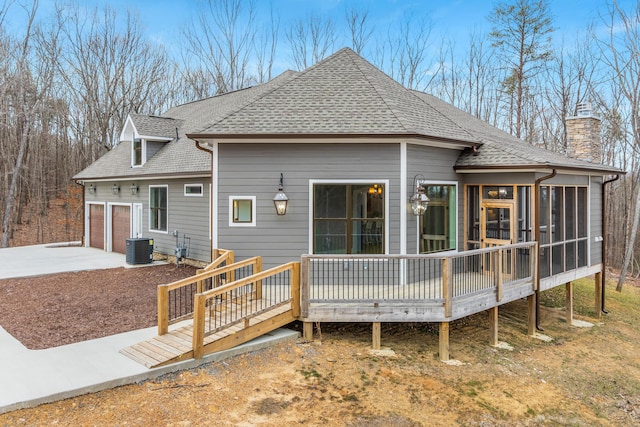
top-left (120, 303), bottom-right (295, 368)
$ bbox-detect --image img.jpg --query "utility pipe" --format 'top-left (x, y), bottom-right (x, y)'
top-left (534, 169), bottom-right (557, 331)
top-left (195, 140), bottom-right (214, 263)
top-left (601, 174), bottom-right (620, 314)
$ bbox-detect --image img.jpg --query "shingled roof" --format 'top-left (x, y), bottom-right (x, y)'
top-left (73, 70), bottom-right (300, 180)
top-left (189, 48), bottom-right (480, 145)
top-left (188, 47), bottom-right (619, 175)
top-left (412, 92), bottom-right (621, 174)
top-left (75, 47), bottom-right (620, 181)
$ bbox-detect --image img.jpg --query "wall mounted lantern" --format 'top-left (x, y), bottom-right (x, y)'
top-left (130, 183), bottom-right (139, 195)
top-left (88, 184), bottom-right (96, 195)
top-left (409, 174), bottom-right (429, 216)
top-left (273, 173), bottom-right (289, 215)
top-left (112, 183), bottom-right (120, 195)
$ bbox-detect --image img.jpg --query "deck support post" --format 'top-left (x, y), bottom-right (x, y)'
top-left (372, 322), bottom-right (381, 350)
top-left (158, 285), bottom-right (169, 336)
top-left (303, 321), bottom-right (314, 341)
top-left (489, 307), bottom-right (499, 346)
top-left (594, 272), bottom-right (603, 319)
top-left (192, 294), bottom-right (206, 359)
top-left (527, 294), bottom-right (536, 336)
top-left (566, 281), bottom-right (573, 324)
top-left (439, 322), bottom-right (449, 361)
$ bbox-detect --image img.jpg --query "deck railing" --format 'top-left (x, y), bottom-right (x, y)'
top-left (192, 261), bottom-right (300, 358)
top-left (301, 242), bottom-right (537, 321)
top-left (157, 253), bottom-right (262, 335)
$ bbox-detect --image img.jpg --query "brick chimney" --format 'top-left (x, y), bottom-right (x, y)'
top-left (565, 102), bottom-right (602, 163)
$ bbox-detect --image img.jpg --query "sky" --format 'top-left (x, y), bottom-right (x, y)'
top-left (2, 0), bottom-right (632, 72)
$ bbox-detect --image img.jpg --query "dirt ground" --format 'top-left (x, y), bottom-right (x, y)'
top-left (1, 266), bottom-right (640, 426)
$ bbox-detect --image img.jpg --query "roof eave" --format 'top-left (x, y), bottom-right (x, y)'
top-left (73, 171), bottom-right (211, 182)
top-left (186, 132), bottom-right (481, 148)
top-left (455, 163), bottom-right (625, 175)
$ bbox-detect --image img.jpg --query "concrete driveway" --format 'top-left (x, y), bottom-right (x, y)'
top-left (0, 243), bottom-right (127, 280)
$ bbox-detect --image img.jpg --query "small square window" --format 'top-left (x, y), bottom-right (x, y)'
top-left (184, 184), bottom-right (203, 196)
top-left (229, 196), bottom-right (256, 227)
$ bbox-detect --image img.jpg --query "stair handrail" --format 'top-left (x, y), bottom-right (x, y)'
top-left (199, 248), bottom-right (234, 273)
top-left (192, 261), bottom-right (300, 359)
top-left (157, 256), bottom-right (261, 335)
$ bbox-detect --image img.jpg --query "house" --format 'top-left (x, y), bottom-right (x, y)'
top-left (185, 48), bottom-right (620, 285)
top-left (72, 71), bottom-right (299, 263)
top-left (120, 48), bottom-right (625, 367)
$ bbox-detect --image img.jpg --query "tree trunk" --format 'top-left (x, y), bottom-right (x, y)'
top-left (617, 183), bottom-right (640, 291)
top-left (1, 131), bottom-right (29, 248)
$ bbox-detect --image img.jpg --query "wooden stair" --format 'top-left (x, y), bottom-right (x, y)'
top-left (121, 303), bottom-right (295, 368)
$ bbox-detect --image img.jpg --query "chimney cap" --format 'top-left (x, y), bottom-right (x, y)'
top-left (576, 102), bottom-right (593, 116)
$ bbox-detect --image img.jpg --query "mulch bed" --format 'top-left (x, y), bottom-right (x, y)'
top-left (0, 264), bottom-right (197, 349)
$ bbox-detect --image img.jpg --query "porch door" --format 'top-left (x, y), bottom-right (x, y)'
top-left (481, 201), bottom-right (514, 247)
top-left (481, 201), bottom-right (515, 277)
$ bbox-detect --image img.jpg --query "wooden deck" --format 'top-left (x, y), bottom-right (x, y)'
top-left (121, 303), bottom-right (295, 368)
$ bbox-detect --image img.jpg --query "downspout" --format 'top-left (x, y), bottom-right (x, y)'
top-left (195, 141), bottom-right (214, 263)
top-left (534, 169), bottom-right (557, 331)
top-left (601, 174), bottom-right (620, 314)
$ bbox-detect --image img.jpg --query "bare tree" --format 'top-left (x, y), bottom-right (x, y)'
top-left (345, 6), bottom-right (373, 55)
top-left (374, 13), bottom-right (434, 90)
top-left (182, 0), bottom-right (257, 95)
top-left (489, 0), bottom-right (554, 139)
top-left (255, 6), bottom-right (279, 84)
top-left (597, 1), bottom-right (640, 291)
top-left (1, 0), bottom-right (39, 247)
top-left (286, 13), bottom-right (336, 71)
top-left (58, 4), bottom-right (169, 161)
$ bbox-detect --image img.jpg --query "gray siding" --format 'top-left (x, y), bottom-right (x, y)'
top-left (85, 178), bottom-right (211, 263)
top-left (406, 144), bottom-right (461, 254)
top-left (146, 141), bottom-right (165, 161)
top-left (463, 172), bottom-right (536, 186)
top-left (217, 143), bottom-right (401, 267)
top-left (590, 176), bottom-right (603, 265)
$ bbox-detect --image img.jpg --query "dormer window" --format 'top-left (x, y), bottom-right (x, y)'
top-left (133, 138), bottom-right (143, 166)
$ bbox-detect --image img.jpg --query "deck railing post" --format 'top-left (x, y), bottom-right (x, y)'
top-left (530, 243), bottom-right (537, 291)
top-left (255, 257), bottom-right (263, 299)
top-left (496, 248), bottom-right (503, 302)
top-left (300, 256), bottom-right (310, 318)
top-left (442, 258), bottom-right (452, 318)
top-left (192, 293), bottom-right (206, 359)
top-left (291, 262), bottom-right (301, 318)
top-left (158, 285), bottom-right (169, 335)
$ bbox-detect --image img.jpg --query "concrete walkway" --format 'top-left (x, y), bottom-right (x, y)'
top-left (0, 244), bottom-right (299, 414)
top-left (0, 243), bottom-right (126, 279)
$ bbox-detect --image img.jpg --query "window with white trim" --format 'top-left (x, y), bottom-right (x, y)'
top-left (132, 139), bottom-right (143, 167)
top-left (184, 184), bottom-right (203, 196)
top-left (229, 196), bottom-right (256, 227)
top-left (313, 183), bottom-right (385, 254)
top-left (419, 183), bottom-right (457, 253)
top-left (149, 185), bottom-right (168, 232)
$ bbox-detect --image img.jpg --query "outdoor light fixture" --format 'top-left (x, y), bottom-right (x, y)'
top-left (112, 183), bottom-right (120, 195)
top-left (88, 184), bottom-right (96, 195)
top-left (130, 183), bottom-right (139, 195)
top-left (368, 184), bottom-right (383, 196)
top-left (409, 174), bottom-right (429, 216)
top-left (273, 173), bottom-right (289, 215)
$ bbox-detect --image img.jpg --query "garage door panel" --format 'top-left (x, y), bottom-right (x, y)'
top-left (89, 204), bottom-right (104, 249)
top-left (112, 205), bottom-right (130, 254)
